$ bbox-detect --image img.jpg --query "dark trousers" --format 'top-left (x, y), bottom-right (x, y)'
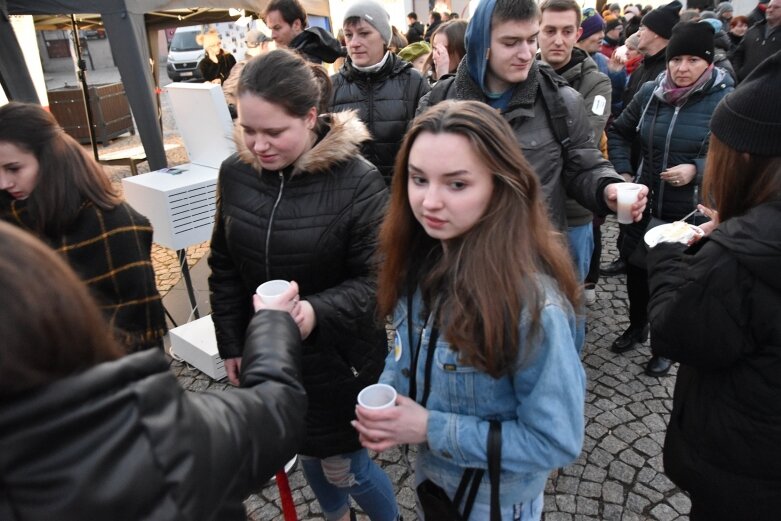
top-left (585, 216), bottom-right (604, 285)
top-left (626, 261), bottom-right (649, 327)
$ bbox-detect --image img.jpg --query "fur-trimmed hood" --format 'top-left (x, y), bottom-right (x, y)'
top-left (234, 109), bottom-right (370, 175)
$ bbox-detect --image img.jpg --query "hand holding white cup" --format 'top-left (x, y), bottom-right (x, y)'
top-left (615, 183), bottom-right (644, 224)
top-left (253, 280), bottom-right (299, 313)
top-left (357, 383), bottom-right (397, 410)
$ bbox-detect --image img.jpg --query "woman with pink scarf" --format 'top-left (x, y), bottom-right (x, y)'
top-left (606, 22), bottom-right (734, 377)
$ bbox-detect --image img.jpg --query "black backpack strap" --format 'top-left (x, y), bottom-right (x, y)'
top-left (537, 67), bottom-right (571, 148)
top-left (488, 420), bottom-right (502, 521)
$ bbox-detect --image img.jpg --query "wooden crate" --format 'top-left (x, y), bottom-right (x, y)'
top-left (48, 83), bottom-right (135, 146)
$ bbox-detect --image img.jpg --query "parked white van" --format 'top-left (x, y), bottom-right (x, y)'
top-left (166, 26), bottom-right (204, 81)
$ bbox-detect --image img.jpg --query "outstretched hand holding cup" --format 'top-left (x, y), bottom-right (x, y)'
top-left (254, 280), bottom-right (300, 313)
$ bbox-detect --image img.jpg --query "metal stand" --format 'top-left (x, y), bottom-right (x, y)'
top-left (70, 15), bottom-right (99, 162)
top-left (178, 249), bottom-right (201, 319)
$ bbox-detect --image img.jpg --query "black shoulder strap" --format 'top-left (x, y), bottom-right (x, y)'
top-left (488, 420), bottom-right (502, 521)
top-left (537, 67), bottom-right (572, 148)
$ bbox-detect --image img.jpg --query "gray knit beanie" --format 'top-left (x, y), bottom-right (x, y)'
top-left (343, 0), bottom-right (392, 45)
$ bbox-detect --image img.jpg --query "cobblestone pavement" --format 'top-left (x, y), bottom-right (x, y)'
top-left (168, 219), bottom-right (690, 521)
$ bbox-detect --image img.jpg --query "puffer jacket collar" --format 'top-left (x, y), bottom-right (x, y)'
top-left (340, 52), bottom-right (411, 83)
top-left (234, 110), bottom-right (370, 176)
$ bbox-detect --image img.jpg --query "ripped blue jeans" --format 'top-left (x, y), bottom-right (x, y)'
top-left (300, 449), bottom-right (399, 521)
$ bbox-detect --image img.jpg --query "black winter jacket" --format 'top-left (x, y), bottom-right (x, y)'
top-left (646, 200), bottom-right (781, 519)
top-left (608, 68), bottom-right (733, 259)
top-left (623, 47), bottom-right (666, 108)
top-left (0, 311), bottom-right (306, 521)
top-left (209, 111), bottom-right (389, 458)
top-left (730, 21), bottom-right (781, 82)
top-left (406, 21), bottom-right (425, 43)
top-left (330, 53), bottom-right (430, 183)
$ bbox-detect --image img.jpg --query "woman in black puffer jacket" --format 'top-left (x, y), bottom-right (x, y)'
top-left (0, 221), bottom-right (307, 521)
top-left (209, 49), bottom-right (398, 521)
top-left (646, 51), bottom-right (781, 520)
top-left (607, 22), bottom-right (733, 377)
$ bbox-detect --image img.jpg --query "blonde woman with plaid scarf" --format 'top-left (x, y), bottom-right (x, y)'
top-left (0, 102), bottom-right (166, 352)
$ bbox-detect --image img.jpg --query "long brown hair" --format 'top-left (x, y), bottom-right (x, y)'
top-left (702, 135), bottom-right (781, 222)
top-left (0, 221), bottom-right (122, 398)
top-left (426, 20), bottom-right (467, 76)
top-left (377, 101), bottom-right (579, 377)
top-left (0, 102), bottom-right (121, 237)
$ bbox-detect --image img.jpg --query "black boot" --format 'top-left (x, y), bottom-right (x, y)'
top-left (600, 258), bottom-right (627, 276)
top-left (645, 356), bottom-right (673, 377)
top-left (611, 324), bottom-right (649, 353)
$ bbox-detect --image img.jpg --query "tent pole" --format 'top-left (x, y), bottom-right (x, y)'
top-left (70, 14), bottom-right (98, 161)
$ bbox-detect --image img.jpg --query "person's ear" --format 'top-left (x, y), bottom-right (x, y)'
top-left (577, 27), bottom-right (583, 40)
top-left (293, 19), bottom-right (303, 33)
top-left (305, 106), bottom-right (317, 130)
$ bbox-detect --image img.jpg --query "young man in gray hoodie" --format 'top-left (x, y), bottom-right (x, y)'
top-left (418, 0), bottom-right (643, 235)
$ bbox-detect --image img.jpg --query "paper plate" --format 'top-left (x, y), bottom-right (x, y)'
top-left (644, 222), bottom-right (704, 248)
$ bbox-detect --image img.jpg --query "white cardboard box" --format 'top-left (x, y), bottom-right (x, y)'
top-left (122, 163), bottom-right (218, 250)
top-left (169, 314), bottom-right (227, 381)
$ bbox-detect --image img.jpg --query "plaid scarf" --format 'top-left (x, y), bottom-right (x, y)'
top-left (2, 200), bottom-right (167, 352)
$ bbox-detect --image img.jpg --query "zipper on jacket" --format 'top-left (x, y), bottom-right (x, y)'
top-left (657, 105), bottom-right (682, 217)
top-left (367, 78), bottom-right (375, 130)
top-left (265, 172), bottom-right (285, 281)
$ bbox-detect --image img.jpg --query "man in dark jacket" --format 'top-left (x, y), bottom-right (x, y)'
top-left (539, 0), bottom-right (612, 325)
top-left (406, 11), bottom-right (425, 43)
top-left (418, 0), bottom-right (640, 233)
top-left (730, 0), bottom-right (781, 81)
top-left (424, 11), bottom-right (443, 42)
top-left (263, 0), bottom-right (344, 63)
top-left (331, 0), bottom-right (430, 184)
top-left (624, 0), bottom-right (681, 107)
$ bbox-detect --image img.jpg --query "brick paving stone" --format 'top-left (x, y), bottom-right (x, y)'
top-left (634, 483), bottom-right (665, 503)
top-left (557, 494), bottom-right (578, 513)
top-left (602, 480), bottom-right (625, 504)
top-left (619, 448), bottom-right (646, 467)
top-left (668, 492), bottom-right (692, 514)
top-left (626, 492), bottom-right (651, 513)
top-left (557, 476), bottom-right (581, 495)
top-left (609, 460), bottom-right (637, 484)
top-left (651, 503), bottom-right (680, 521)
top-left (603, 503), bottom-right (624, 520)
top-left (576, 496), bottom-right (599, 515)
top-left (578, 481), bottom-right (602, 498)
top-left (649, 473), bottom-right (677, 494)
top-left (581, 464), bottom-right (607, 483)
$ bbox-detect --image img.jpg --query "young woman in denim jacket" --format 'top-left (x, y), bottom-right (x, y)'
top-left (352, 101), bottom-right (586, 520)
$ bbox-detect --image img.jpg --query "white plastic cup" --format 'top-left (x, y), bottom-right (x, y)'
top-left (256, 279), bottom-right (291, 304)
top-left (357, 383), bottom-right (397, 410)
top-left (615, 183), bottom-right (643, 224)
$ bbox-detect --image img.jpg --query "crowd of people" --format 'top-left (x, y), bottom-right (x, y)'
top-left (1, 0), bottom-right (780, 519)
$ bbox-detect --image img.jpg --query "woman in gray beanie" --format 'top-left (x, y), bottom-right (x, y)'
top-left (330, 0), bottom-right (430, 185)
top-left (645, 49), bottom-right (781, 520)
top-left (607, 21), bottom-right (734, 377)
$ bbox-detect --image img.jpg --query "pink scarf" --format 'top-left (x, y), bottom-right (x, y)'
top-left (658, 64), bottom-right (714, 106)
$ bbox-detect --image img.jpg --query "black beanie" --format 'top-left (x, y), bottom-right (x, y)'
top-left (641, 0), bottom-right (682, 39)
top-left (710, 50), bottom-right (781, 156)
top-left (666, 22), bottom-right (715, 64)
